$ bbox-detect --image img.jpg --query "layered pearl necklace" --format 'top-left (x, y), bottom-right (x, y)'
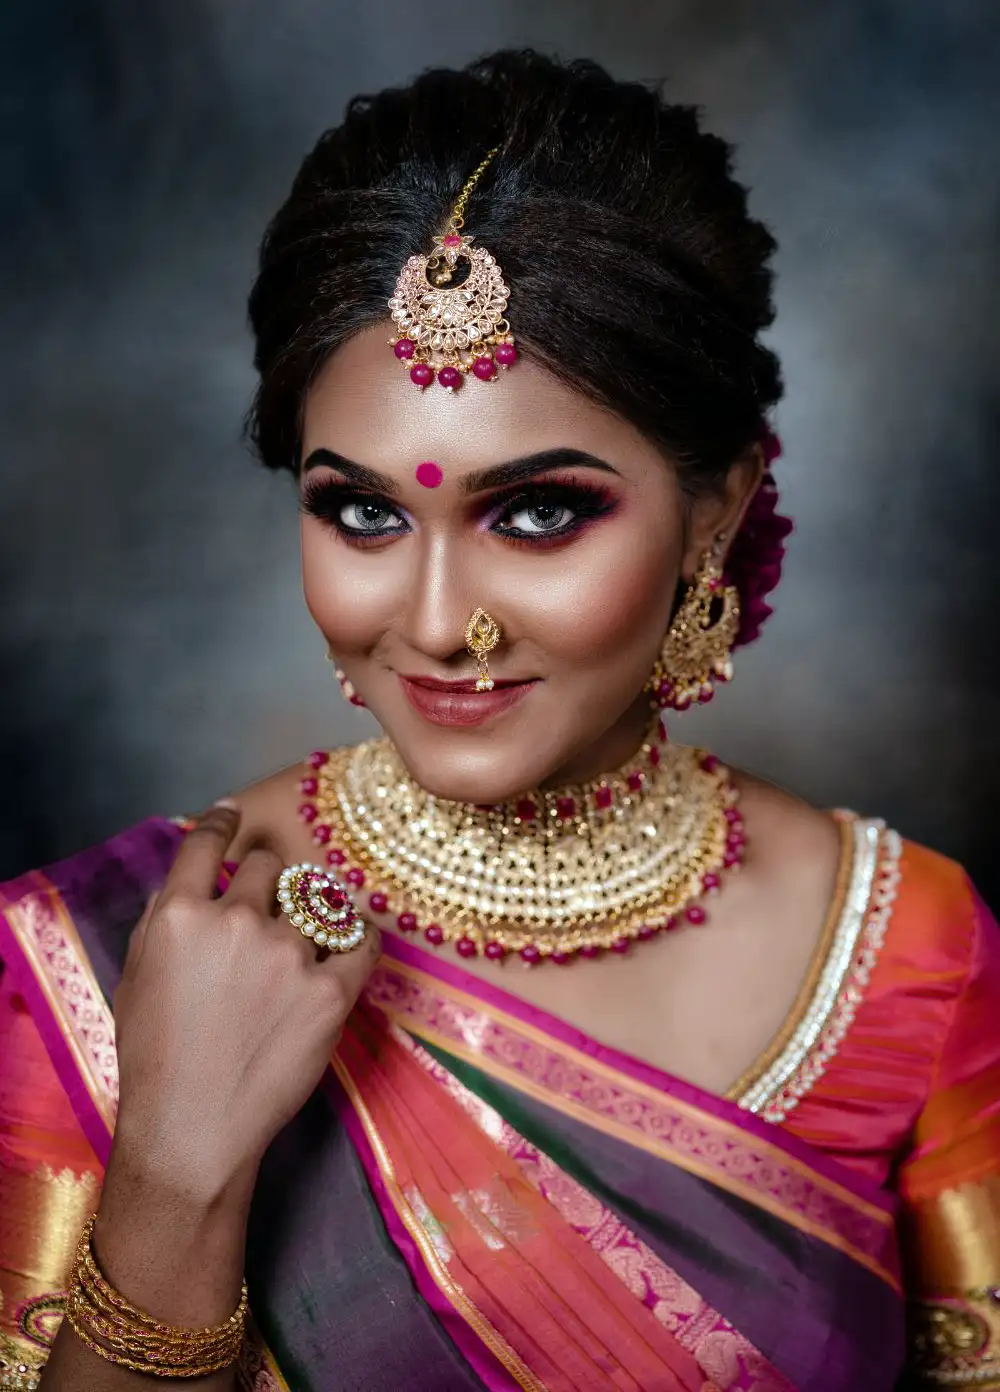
top-left (296, 719), bottom-right (746, 965)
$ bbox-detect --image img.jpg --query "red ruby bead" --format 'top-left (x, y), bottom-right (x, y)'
top-left (611, 938), bottom-right (631, 954)
top-left (556, 796), bottom-right (576, 820)
top-left (520, 944), bottom-right (542, 964)
top-left (551, 951), bottom-right (573, 965)
top-left (326, 848), bottom-right (346, 866)
top-left (307, 751), bottom-right (329, 768)
top-left (702, 872), bottom-right (721, 893)
top-left (443, 234), bottom-right (462, 247)
top-left (698, 688), bottom-right (714, 705)
top-left (727, 834), bottom-right (746, 852)
top-left (578, 944), bottom-right (601, 959)
top-left (299, 776), bottom-right (318, 795)
top-left (515, 798), bottom-right (537, 821)
top-left (674, 694), bottom-right (692, 711)
top-left (456, 938), bottom-right (477, 958)
top-left (424, 924), bottom-right (444, 946)
top-left (701, 755), bottom-right (720, 773)
top-left (322, 886), bottom-right (347, 910)
top-left (484, 941), bottom-right (507, 960)
top-left (298, 803), bottom-right (318, 823)
top-left (397, 912), bottom-right (418, 933)
top-left (725, 808), bottom-right (742, 824)
top-left (410, 363), bottom-right (434, 388)
top-left (472, 356), bottom-right (497, 381)
top-left (394, 338), bottom-right (416, 360)
top-left (438, 365), bottom-right (462, 390)
top-left (495, 342), bottom-right (518, 367)
top-left (627, 772), bottom-right (644, 792)
top-left (723, 850), bottom-right (742, 867)
top-left (637, 924), bottom-right (659, 941)
top-left (368, 892), bottom-right (388, 913)
top-left (658, 718), bottom-right (668, 742)
top-left (345, 868), bottom-right (365, 888)
top-left (686, 905), bottom-right (707, 925)
top-left (595, 785), bottom-right (613, 809)
top-left (664, 915), bottom-right (680, 932)
top-left (648, 745), bottom-right (661, 767)
top-left (313, 825), bottom-right (332, 845)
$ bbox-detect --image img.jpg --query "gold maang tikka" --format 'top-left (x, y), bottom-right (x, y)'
top-left (465, 608), bottom-right (501, 691)
top-left (387, 147), bottom-right (519, 391)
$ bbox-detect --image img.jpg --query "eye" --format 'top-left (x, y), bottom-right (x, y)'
top-left (339, 500), bottom-right (405, 534)
top-left (502, 501), bottom-right (575, 535)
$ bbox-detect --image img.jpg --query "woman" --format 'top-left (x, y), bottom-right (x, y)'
top-left (1, 49), bottom-right (998, 1392)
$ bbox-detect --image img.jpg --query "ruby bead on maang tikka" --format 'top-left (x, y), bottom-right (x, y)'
top-left (388, 147), bottom-right (519, 391)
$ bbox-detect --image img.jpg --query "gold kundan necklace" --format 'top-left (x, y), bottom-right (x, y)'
top-left (296, 719), bottom-right (745, 965)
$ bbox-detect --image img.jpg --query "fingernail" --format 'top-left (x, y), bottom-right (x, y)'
top-left (212, 798), bottom-right (239, 810)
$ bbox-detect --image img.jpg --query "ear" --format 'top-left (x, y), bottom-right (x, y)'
top-left (680, 444), bottom-right (766, 581)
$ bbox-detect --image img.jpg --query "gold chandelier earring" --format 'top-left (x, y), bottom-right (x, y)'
top-left (648, 541), bottom-right (741, 711)
top-left (465, 608), bottom-right (501, 690)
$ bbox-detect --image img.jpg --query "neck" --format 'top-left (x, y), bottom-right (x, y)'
top-left (538, 692), bottom-right (655, 790)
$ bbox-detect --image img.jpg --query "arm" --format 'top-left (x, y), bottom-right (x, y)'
top-left (35, 804), bottom-right (379, 1388)
top-left (899, 886), bottom-right (1000, 1388)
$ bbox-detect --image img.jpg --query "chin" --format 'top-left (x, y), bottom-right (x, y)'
top-left (374, 693), bottom-right (568, 804)
top-left (390, 731), bottom-right (551, 805)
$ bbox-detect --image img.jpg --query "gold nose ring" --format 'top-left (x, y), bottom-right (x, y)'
top-left (465, 609), bottom-right (501, 691)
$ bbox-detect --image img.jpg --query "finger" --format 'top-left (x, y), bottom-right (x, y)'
top-left (121, 891), bottom-right (160, 985)
top-left (223, 846), bottom-right (284, 915)
top-left (318, 922), bottom-right (382, 1003)
top-left (165, 802), bottom-right (241, 901)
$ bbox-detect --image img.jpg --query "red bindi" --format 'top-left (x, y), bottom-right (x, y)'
top-left (415, 461), bottom-right (443, 488)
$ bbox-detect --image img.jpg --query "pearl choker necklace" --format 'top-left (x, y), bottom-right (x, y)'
top-left (296, 721), bottom-right (745, 965)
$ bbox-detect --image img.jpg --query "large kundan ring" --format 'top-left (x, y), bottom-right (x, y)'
top-left (277, 864), bottom-right (366, 952)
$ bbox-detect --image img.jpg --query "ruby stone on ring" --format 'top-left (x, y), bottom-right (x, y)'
top-left (277, 864), bottom-right (366, 951)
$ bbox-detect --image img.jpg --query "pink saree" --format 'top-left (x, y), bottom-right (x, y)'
top-left (0, 817), bottom-right (912, 1389)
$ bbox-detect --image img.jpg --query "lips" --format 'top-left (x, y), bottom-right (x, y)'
top-left (399, 673), bottom-right (536, 726)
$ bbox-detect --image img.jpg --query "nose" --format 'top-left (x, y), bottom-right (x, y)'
top-left (400, 532), bottom-right (496, 667)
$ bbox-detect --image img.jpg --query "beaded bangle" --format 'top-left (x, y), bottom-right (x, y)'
top-left (65, 1215), bottom-right (248, 1378)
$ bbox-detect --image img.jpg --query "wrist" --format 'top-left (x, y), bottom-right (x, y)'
top-left (93, 1138), bottom-right (253, 1327)
top-left (108, 1109), bottom-right (260, 1215)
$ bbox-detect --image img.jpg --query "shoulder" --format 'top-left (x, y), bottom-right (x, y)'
top-left (225, 748), bottom-right (354, 864)
top-left (729, 765), bottom-right (843, 892)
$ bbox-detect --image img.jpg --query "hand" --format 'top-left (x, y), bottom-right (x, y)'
top-left (110, 802), bottom-right (380, 1201)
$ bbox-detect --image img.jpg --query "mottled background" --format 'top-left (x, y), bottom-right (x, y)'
top-left (2, 1), bottom-right (998, 903)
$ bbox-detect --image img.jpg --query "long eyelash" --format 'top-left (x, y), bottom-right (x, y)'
top-left (490, 478), bottom-right (616, 540)
top-left (299, 478), bottom-right (405, 540)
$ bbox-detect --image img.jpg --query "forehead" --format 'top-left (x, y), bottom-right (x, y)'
top-left (302, 326), bottom-right (666, 476)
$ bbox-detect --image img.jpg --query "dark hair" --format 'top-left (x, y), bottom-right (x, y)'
top-left (247, 49), bottom-right (790, 643)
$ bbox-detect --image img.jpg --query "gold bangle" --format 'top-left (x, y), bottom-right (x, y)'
top-left (67, 1215), bottom-right (248, 1378)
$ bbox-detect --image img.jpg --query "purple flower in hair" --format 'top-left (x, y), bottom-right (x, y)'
top-left (726, 429), bottom-right (794, 648)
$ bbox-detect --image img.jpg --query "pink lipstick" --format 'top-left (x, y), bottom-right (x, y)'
top-left (399, 674), bottom-right (536, 727)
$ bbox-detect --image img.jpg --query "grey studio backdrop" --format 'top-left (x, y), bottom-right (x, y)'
top-left (2, 2), bottom-right (999, 906)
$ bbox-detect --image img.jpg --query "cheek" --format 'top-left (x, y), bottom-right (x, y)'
top-left (300, 522), bottom-right (402, 651)
top-left (511, 506), bottom-right (681, 665)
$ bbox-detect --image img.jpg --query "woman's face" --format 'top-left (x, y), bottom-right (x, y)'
top-left (300, 327), bottom-right (744, 802)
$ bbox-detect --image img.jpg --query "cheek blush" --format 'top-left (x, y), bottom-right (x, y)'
top-left (415, 461), bottom-right (443, 488)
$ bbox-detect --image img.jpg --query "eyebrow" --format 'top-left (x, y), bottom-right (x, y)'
top-left (460, 449), bottom-right (620, 493)
top-left (301, 449), bottom-right (400, 494)
top-left (300, 446), bottom-right (620, 496)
